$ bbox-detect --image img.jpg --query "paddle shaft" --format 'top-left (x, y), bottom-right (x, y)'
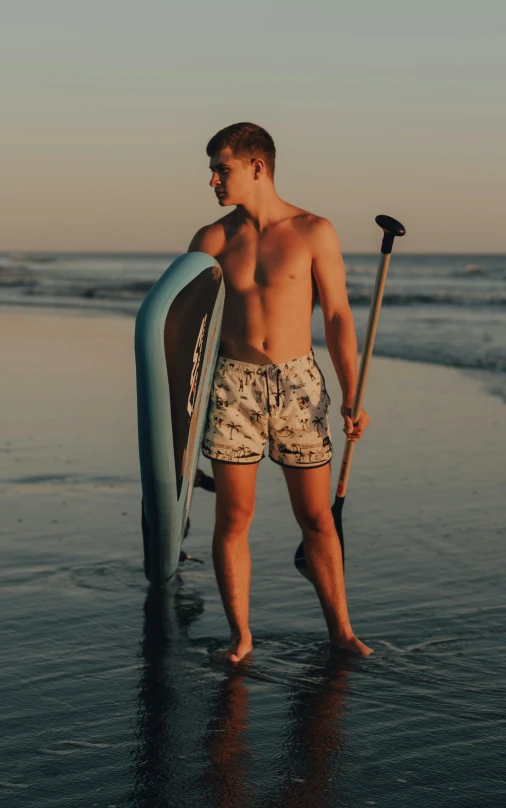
top-left (293, 215), bottom-right (405, 577)
top-left (336, 250), bottom-right (392, 498)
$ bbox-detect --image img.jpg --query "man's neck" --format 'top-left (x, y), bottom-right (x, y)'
top-left (234, 187), bottom-right (289, 232)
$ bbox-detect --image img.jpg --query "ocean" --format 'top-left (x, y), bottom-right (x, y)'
top-left (2, 251), bottom-right (506, 380)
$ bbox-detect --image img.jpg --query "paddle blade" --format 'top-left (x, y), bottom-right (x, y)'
top-left (332, 495), bottom-right (345, 567)
top-left (194, 467), bottom-right (216, 492)
top-left (141, 500), bottom-right (151, 581)
top-left (294, 541), bottom-right (310, 580)
top-left (294, 496), bottom-right (346, 579)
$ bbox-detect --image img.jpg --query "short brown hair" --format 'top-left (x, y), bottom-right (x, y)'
top-left (206, 122), bottom-right (276, 177)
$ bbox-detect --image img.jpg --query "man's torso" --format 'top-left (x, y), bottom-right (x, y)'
top-left (203, 205), bottom-right (320, 364)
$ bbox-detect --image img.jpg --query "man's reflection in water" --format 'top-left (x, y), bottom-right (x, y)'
top-left (205, 652), bottom-right (350, 808)
top-left (269, 655), bottom-right (350, 808)
top-left (129, 579), bottom-right (350, 808)
top-left (128, 581), bottom-right (205, 808)
top-left (206, 671), bottom-right (253, 808)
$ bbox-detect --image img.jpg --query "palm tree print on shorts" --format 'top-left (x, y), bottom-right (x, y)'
top-left (249, 408), bottom-right (263, 425)
top-left (226, 421), bottom-right (241, 441)
top-left (234, 444), bottom-right (261, 459)
top-left (312, 415), bottom-right (324, 436)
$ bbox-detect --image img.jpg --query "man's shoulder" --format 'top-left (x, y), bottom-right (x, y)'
top-left (290, 210), bottom-right (338, 243)
top-left (188, 213), bottom-right (234, 256)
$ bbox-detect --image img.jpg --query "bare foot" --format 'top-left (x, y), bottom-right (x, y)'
top-left (212, 632), bottom-right (253, 664)
top-left (330, 634), bottom-right (374, 656)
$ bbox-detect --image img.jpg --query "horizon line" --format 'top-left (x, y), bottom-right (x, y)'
top-left (2, 249), bottom-right (505, 257)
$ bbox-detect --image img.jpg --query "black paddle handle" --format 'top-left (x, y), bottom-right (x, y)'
top-left (376, 214), bottom-right (406, 255)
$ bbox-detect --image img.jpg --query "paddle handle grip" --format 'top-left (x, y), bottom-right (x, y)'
top-left (336, 251), bottom-right (392, 498)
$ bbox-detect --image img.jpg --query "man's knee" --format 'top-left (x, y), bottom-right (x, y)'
top-left (294, 506), bottom-right (334, 535)
top-left (215, 501), bottom-right (255, 536)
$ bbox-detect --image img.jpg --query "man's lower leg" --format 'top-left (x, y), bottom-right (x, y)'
top-left (302, 517), bottom-right (373, 655)
top-left (212, 526), bottom-right (253, 661)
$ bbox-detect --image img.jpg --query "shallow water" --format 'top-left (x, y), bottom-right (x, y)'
top-left (3, 495), bottom-right (506, 807)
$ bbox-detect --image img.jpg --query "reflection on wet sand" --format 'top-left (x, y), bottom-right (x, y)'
top-left (206, 654), bottom-right (350, 808)
top-left (129, 580), bottom-right (351, 808)
top-left (206, 672), bottom-right (253, 808)
top-left (268, 657), bottom-right (350, 808)
top-left (128, 581), bottom-right (205, 808)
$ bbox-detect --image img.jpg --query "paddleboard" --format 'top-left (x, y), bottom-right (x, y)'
top-left (135, 252), bottom-right (225, 583)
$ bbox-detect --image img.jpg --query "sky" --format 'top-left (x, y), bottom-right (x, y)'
top-left (1, 0), bottom-right (505, 253)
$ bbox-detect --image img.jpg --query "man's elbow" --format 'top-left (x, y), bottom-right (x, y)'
top-left (323, 305), bottom-right (354, 330)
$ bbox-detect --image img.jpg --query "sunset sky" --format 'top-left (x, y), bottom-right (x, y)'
top-left (2, 0), bottom-right (505, 253)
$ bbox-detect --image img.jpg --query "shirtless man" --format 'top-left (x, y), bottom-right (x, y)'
top-left (188, 122), bottom-right (372, 661)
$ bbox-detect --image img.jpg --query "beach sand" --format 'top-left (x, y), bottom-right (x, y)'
top-left (2, 308), bottom-right (506, 807)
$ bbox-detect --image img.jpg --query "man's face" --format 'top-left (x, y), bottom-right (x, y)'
top-left (209, 148), bottom-right (254, 206)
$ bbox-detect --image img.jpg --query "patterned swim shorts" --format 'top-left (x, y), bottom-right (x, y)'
top-left (202, 350), bottom-right (332, 468)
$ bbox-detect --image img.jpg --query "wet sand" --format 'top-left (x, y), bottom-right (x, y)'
top-left (1, 307), bottom-right (506, 807)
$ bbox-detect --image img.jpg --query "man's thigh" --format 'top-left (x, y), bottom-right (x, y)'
top-left (211, 460), bottom-right (259, 529)
top-left (282, 463), bottom-right (332, 523)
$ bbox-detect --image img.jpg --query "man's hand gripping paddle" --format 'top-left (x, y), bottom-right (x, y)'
top-left (294, 214), bottom-right (406, 580)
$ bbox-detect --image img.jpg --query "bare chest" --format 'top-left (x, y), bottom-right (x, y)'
top-left (216, 228), bottom-right (313, 293)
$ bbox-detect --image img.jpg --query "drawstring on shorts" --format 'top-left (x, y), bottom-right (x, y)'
top-left (263, 368), bottom-right (282, 416)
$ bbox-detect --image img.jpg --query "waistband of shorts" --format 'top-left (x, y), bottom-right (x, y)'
top-left (216, 349), bottom-right (314, 374)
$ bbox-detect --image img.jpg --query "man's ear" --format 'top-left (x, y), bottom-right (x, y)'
top-left (251, 158), bottom-right (265, 179)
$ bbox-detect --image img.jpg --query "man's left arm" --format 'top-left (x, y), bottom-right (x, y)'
top-left (310, 217), bottom-right (370, 441)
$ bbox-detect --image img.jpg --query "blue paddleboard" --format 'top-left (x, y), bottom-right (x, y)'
top-left (135, 252), bottom-right (225, 583)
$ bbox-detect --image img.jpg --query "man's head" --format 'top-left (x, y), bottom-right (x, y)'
top-left (206, 122), bottom-right (276, 206)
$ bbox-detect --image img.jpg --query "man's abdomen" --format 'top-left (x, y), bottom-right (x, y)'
top-left (219, 285), bottom-right (313, 365)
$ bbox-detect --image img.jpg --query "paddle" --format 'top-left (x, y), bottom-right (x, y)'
top-left (294, 214), bottom-right (406, 580)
